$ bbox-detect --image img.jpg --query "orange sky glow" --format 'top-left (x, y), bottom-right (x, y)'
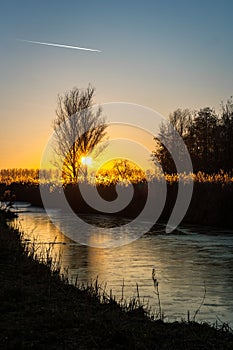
top-left (1, 1), bottom-right (233, 170)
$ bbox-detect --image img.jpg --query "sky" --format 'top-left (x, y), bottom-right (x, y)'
top-left (1, 0), bottom-right (233, 169)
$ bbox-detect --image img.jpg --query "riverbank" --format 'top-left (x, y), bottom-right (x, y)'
top-left (1, 180), bottom-right (233, 228)
top-left (0, 213), bottom-right (233, 349)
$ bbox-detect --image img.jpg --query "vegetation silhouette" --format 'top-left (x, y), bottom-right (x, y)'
top-left (152, 97), bottom-right (233, 174)
top-left (53, 85), bottom-right (107, 183)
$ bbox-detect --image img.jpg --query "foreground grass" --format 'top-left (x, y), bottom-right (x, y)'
top-left (0, 215), bottom-right (233, 349)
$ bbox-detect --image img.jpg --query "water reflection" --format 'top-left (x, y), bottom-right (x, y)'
top-left (12, 208), bottom-right (233, 324)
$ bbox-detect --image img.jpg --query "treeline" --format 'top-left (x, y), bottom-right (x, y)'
top-left (152, 97), bottom-right (233, 174)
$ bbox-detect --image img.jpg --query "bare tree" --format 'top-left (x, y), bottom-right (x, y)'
top-left (152, 109), bottom-right (193, 174)
top-left (53, 85), bottom-right (107, 182)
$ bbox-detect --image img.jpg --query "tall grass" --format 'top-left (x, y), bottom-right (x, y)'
top-left (0, 167), bottom-right (233, 185)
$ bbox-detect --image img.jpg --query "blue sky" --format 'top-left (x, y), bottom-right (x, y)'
top-left (1, 0), bottom-right (233, 167)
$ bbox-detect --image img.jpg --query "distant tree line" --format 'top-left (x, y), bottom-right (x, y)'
top-left (152, 97), bottom-right (233, 174)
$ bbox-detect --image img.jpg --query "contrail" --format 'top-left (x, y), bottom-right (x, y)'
top-left (18, 39), bottom-right (102, 52)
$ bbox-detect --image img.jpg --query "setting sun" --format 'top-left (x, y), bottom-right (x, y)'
top-left (81, 156), bottom-right (93, 166)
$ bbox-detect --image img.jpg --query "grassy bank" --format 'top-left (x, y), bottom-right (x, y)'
top-left (0, 213), bottom-right (233, 349)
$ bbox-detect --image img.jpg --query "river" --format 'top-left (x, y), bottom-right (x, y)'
top-left (11, 206), bottom-right (233, 325)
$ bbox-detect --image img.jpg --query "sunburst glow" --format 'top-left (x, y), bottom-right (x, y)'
top-left (81, 156), bottom-right (93, 166)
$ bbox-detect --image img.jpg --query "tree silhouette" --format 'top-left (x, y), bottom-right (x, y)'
top-left (53, 85), bottom-right (107, 183)
top-left (96, 159), bottom-right (146, 185)
top-left (220, 97), bottom-right (233, 171)
top-left (152, 109), bottom-right (193, 174)
top-left (189, 107), bottom-right (219, 172)
top-left (152, 100), bottom-right (233, 174)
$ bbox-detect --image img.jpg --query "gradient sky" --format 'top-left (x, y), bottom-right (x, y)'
top-left (1, 0), bottom-right (233, 168)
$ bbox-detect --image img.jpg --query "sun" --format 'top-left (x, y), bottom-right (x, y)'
top-left (81, 156), bottom-right (93, 166)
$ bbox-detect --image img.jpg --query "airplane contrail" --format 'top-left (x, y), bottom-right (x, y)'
top-left (18, 39), bottom-right (102, 52)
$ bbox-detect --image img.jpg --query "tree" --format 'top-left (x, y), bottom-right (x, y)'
top-left (220, 98), bottom-right (233, 171)
top-left (53, 85), bottom-right (107, 183)
top-left (152, 107), bottom-right (223, 174)
top-left (96, 159), bottom-right (146, 185)
top-left (152, 109), bottom-right (193, 174)
top-left (188, 107), bottom-right (219, 172)
top-left (152, 99), bottom-right (233, 175)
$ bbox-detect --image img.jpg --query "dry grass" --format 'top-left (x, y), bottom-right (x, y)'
top-left (1, 168), bottom-right (233, 186)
